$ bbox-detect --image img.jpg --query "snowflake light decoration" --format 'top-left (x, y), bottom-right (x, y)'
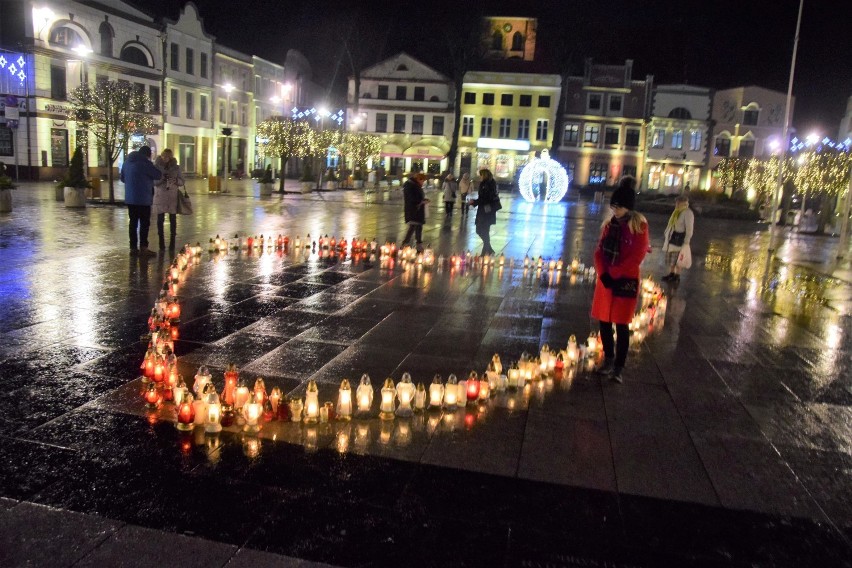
top-left (517, 149), bottom-right (570, 203)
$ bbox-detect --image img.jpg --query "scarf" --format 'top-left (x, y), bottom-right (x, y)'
top-left (601, 216), bottom-right (623, 265)
top-left (666, 207), bottom-right (684, 232)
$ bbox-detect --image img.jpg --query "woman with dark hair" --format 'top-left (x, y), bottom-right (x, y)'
top-left (469, 168), bottom-right (499, 256)
top-left (591, 176), bottom-right (649, 383)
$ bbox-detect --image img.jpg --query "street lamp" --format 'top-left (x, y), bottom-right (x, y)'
top-left (71, 45), bottom-right (93, 176)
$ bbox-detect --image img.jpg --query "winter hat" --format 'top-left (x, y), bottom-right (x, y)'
top-left (138, 146), bottom-right (152, 158)
top-left (610, 176), bottom-right (636, 210)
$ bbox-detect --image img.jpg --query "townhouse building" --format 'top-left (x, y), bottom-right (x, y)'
top-left (645, 84), bottom-right (712, 192)
top-left (162, 2), bottom-right (214, 176)
top-left (556, 59), bottom-right (652, 188)
top-left (213, 44), bottom-right (253, 178)
top-left (347, 52), bottom-right (454, 177)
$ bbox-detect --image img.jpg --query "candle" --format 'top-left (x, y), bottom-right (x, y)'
top-left (356, 374), bottom-right (373, 416)
top-left (303, 380), bottom-right (320, 424)
top-left (414, 383), bottom-right (426, 410)
top-left (428, 375), bottom-right (444, 409)
top-left (176, 394), bottom-right (195, 431)
top-left (234, 383), bottom-right (250, 410)
top-left (444, 374), bottom-right (458, 408)
top-left (395, 373), bottom-right (415, 417)
top-left (336, 379), bottom-right (353, 420)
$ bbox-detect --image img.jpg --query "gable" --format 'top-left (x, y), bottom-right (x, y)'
top-left (361, 52), bottom-right (449, 82)
top-left (167, 2), bottom-right (215, 40)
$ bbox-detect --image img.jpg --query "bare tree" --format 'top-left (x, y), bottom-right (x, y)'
top-left (68, 81), bottom-right (154, 203)
top-left (337, 9), bottom-right (390, 115)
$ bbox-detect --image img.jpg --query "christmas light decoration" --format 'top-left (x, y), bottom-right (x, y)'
top-left (517, 149), bottom-right (570, 203)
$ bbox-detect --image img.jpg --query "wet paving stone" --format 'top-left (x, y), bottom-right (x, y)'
top-left (245, 340), bottom-right (348, 381)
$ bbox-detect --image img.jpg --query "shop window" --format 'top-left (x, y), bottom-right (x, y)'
top-left (589, 162), bottom-right (608, 185)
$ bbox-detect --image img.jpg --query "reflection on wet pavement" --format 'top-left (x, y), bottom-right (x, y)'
top-left (0, 180), bottom-right (850, 567)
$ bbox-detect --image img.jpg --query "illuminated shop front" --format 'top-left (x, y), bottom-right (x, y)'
top-left (470, 138), bottom-right (532, 182)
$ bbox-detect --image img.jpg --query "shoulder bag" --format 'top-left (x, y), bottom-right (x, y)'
top-left (177, 189), bottom-right (193, 215)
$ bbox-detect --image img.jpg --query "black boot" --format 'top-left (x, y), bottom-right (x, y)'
top-left (158, 234), bottom-right (166, 251)
top-left (169, 234), bottom-right (176, 250)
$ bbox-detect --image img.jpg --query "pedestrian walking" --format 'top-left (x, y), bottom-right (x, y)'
top-left (401, 172), bottom-right (429, 251)
top-left (591, 176), bottom-right (649, 383)
top-left (153, 148), bottom-right (185, 252)
top-left (662, 195), bottom-right (694, 282)
top-left (442, 174), bottom-right (458, 216)
top-left (120, 146), bottom-right (162, 257)
top-left (458, 172), bottom-right (472, 215)
top-left (469, 169), bottom-right (500, 256)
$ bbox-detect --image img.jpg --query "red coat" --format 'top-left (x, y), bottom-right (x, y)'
top-left (591, 217), bottom-right (649, 325)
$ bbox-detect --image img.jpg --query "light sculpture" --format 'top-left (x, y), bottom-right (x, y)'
top-left (517, 149), bottom-right (570, 203)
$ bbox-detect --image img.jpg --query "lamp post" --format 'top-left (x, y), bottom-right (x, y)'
top-left (768, 0), bottom-right (804, 251)
top-left (71, 45), bottom-right (92, 177)
top-left (221, 83), bottom-right (234, 193)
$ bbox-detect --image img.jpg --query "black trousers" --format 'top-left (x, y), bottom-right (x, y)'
top-left (445, 201), bottom-right (454, 215)
top-left (127, 204), bottom-right (151, 250)
top-left (157, 213), bottom-right (177, 248)
top-left (476, 222), bottom-right (494, 256)
top-left (460, 195), bottom-right (469, 214)
top-left (402, 223), bottom-right (423, 246)
top-left (599, 321), bottom-right (630, 368)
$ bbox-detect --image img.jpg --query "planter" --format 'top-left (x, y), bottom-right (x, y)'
top-left (300, 182), bottom-right (313, 194)
top-left (63, 187), bottom-right (87, 208)
top-left (368, 172), bottom-right (377, 183)
top-left (324, 181), bottom-right (337, 190)
top-left (0, 188), bottom-right (12, 213)
top-left (353, 180), bottom-right (364, 189)
top-left (55, 185), bottom-right (65, 201)
top-left (259, 182), bottom-right (274, 196)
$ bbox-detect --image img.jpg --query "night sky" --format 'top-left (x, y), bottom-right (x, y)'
top-left (140, 0), bottom-right (851, 135)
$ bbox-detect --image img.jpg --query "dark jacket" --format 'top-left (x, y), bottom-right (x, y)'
top-left (403, 178), bottom-right (426, 224)
top-left (120, 150), bottom-right (162, 206)
top-left (472, 178), bottom-right (498, 226)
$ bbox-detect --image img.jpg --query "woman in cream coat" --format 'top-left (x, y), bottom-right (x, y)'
top-left (152, 148), bottom-right (185, 251)
top-left (662, 195), bottom-right (695, 283)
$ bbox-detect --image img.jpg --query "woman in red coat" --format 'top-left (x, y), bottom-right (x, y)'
top-left (591, 176), bottom-right (649, 383)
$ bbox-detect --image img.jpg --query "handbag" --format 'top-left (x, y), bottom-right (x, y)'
top-left (611, 277), bottom-right (639, 298)
top-left (176, 189), bottom-right (193, 215)
top-left (669, 230), bottom-right (685, 247)
top-left (493, 195), bottom-right (503, 211)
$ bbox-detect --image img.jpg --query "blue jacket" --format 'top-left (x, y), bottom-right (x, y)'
top-left (120, 150), bottom-right (162, 206)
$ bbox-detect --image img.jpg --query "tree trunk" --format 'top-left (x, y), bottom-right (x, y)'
top-left (278, 155), bottom-right (289, 192)
top-left (447, 75), bottom-right (464, 171)
top-left (815, 193), bottom-right (837, 235)
top-left (107, 144), bottom-right (116, 203)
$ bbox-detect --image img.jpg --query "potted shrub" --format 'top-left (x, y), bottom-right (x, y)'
top-left (58, 148), bottom-right (91, 208)
top-left (299, 161), bottom-right (314, 194)
top-left (0, 172), bottom-right (15, 213)
top-left (258, 165), bottom-right (274, 196)
top-left (323, 168), bottom-right (338, 190)
top-left (352, 168), bottom-right (365, 189)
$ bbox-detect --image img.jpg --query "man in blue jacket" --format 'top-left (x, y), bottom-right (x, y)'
top-left (120, 146), bottom-right (162, 257)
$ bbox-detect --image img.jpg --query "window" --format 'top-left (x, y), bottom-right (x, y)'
top-left (50, 128), bottom-right (69, 167)
top-left (170, 43), bottom-right (179, 71)
top-left (517, 119), bottom-right (530, 140)
top-left (200, 53), bottom-right (208, 78)
top-left (200, 94), bottom-right (208, 121)
top-left (149, 86), bottom-right (160, 113)
top-left (241, 104), bottom-right (247, 126)
top-left (672, 130), bottom-right (683, 149)
top-left (491, 31), bottom-right (502, 50)
top-left (230, 102), bottom-right (236, 124)
top-left (480, 117), bottom-right (493, 137)
top-left (186, 48), bottom-right (194, 75)
top-left (608, 95), bottom-right (622, 113)
top-left (396, 86), bottom-right (406, 100)
top-left (464, 92), bottom-right (476, 104)
top-left (482, 93), bottom-right (495, 106)
top-left (511, 32), bottom-right (524, 51)
top-left (171, 88), bottom-right (179, 117)
top-left (0, 126), bottom-right (13, 157)
top-left (414, 86), bottom-right (425, 101)
top-left (462, 116), bottom-right (474, 137)
top-left (378, 85), bottom-right (388, 99)
top-left (626, 128), bottom-right (640, 147)
top-left (99, 22), bottom-right (113, 57)
top-left (432, 116), bottom-right (444, 135)
top-left (622, 165), bottom-right (637, 178)
top-left (584, 124), bottom-right (600, 143)
top-left (739, 139), bottom-right (755, 158)
top-left (563, 124), bottom-right (579, 144)
top-left (604, 127), bottom-right (619, 145)
top-left (652, 129), bottom-right (666, 148)
top-left (185, 92), bottom-right (194, 119)
top-left (394, 114), bottom-right (406, 133)
top-left (50, 65), bottom-right (66, 100)
top-left (538, 95), bottom-right (551, 108)
top-left (219, 101), bottom-right (225, 123)
top-left (589, 163), bottom-right (608, 185)
top-left (690, 130), bottom-right (702, 151)
top-left (743, 108), bottom-right (759, 125)
top-left (669, 107), bottom-right (691, 119)
top-left (375, 113), bottom-right (387, 132)
top-left (588, 93), bottom-right (602, 112)
top-left (501, 94), bottom-right (513, 106)
top-left (49, 26), bottom-right (82, 47)
top-left (535, 119), bottom-right (548, 141)
top-left (499, 118), bottom-right (511, 138)
top-left (519, 94), bottom-right (532, 107)
top-left (714, 137), bottom-right (731, 157)
top-left (412, 114), bottom-right (424, 134)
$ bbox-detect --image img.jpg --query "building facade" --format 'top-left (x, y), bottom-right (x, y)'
top-left (459, 70), bottom-right (561, 182)
top-left (0, 0), bottom-right (164, 180)
top-left (347, 52), bottom-right (454, 176)
top-left (645, 84), bottom-right (712, 192)
top-left (213, 44), bottom-right (253, 178)
top-left (162, 2), bottom-right (214, 176)
top-left (556, 59), bottom-right (652, 188)
top-left (482, 17), bottom-right (537, 62)
top-left (709, 86), bottom-right (789, 184)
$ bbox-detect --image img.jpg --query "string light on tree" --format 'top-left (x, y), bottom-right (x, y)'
top-left (517, 149), bottom-right (570, 203)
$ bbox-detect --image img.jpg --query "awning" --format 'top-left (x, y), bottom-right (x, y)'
top-left (403, 145), bottom-right (446, 159)
top-left (381, 143), bottom-right (404, 157)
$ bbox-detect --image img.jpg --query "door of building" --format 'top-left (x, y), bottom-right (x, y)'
top-left (178, 136), bottom-right (196, 173)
